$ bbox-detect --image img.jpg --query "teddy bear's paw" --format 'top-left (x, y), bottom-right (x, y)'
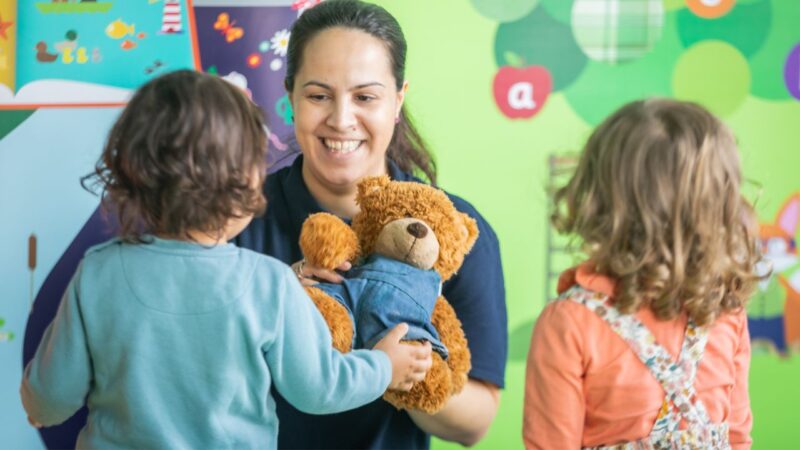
top-left (305, 286), bottom-right (354, 352)
top-left (431, 297), bottom-right (472, 390)
top-left (383, 350), bottom-right (452, 414)
top-left (300, 213), bottom-right (359, 270)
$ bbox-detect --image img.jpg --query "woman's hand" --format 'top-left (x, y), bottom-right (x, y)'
top-left (291, 258), bottom-right (352, 286)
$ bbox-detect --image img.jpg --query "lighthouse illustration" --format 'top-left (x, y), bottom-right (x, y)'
top-left (161, 0), bottom-right (182, 34)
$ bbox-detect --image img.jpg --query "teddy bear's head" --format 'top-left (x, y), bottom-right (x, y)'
top-left (373, 217), bottom-right (440, 270)
top-left (352, 176), bottom-right (479, 281)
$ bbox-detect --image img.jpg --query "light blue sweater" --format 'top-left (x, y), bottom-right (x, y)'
top-left (21, 237), bottom-right (391, 449)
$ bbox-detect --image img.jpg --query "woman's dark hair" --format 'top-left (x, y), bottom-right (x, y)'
top-left (82, 70), bottom-right (268, 242)
top-left (285, 0), bottom-right (437, 183)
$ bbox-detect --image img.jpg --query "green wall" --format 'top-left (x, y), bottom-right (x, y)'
top-left (373, 1), bottom-right (800, 448)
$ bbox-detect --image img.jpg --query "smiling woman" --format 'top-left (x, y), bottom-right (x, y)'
top-left (290, 26), bottom-right (404, 217)
top-left (235, 1), bottom-right (507, 449)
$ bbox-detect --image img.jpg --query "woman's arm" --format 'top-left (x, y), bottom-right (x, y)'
top-left (408, 379), bottom-right (500, 446)
top-left (412, 198), bottom-right (506, 446)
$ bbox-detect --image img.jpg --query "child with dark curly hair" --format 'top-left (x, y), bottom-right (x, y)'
top-left (524, 99), bottom-right (760, 449)
top-left (20, 70), bottom-right (431, 449)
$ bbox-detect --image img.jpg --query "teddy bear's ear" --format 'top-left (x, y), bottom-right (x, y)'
top-left (356, 175), bottom-right (391, 205)
top-left (459, 212), bottom-right (480, 252)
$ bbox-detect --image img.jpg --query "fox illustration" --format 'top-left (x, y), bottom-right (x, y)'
top-left (750, 194), bottom-right (800, 354)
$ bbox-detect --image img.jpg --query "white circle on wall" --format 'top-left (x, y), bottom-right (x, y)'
top-left (571, 0), bottom-right (664, 64)
top-left (270, 58), bottom-right (283, 71)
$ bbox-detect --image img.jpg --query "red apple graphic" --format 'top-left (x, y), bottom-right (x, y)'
top-left (493, 65), bottom-right (552, 119)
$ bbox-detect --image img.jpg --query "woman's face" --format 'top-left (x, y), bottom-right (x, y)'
top-left (289, 27), bottom-right (406, 193)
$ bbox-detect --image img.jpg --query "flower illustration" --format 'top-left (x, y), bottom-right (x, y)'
top-left (270, 29), bottom-right (290, 57)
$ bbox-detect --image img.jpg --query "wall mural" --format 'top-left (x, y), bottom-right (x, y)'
top-left (751, 194), bottom-right (800, 355)
top-left (488, 0), bottom-right (800, 362)
top-left (474, 0), bottom-right (799, 122)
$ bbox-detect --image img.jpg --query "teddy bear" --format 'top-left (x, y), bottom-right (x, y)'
top-left (298, 175), bottom-right (478, 413)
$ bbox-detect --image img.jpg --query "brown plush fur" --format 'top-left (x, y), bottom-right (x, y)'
top-left (305, 286), bottom-right (353, 353)
top-left (299, 213), bottom-right (359, 270)
top-left (299, 175), bottom-right (478, 413)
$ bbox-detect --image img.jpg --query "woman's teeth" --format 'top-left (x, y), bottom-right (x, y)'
top-left (323, 139), bottom-right (361, 154)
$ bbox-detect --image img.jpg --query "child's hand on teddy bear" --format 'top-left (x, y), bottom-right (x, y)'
top-left (373, 323), bottom-right (433, 392)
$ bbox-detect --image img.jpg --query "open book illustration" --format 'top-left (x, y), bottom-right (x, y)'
top-left (0, 0), bottom-right (199, 109)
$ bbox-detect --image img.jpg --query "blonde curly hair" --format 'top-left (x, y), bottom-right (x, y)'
top-left (552, 98), bottom-right (760, 326)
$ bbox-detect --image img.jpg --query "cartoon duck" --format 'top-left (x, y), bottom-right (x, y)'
top-left (106, 19), bottom-right (135, 40)
top-left (35, 41), bottom-right (58, 63)
top-left (62, 47), bottom-right (74, 64)
top-left (76, 47), bottom-right (88, 64)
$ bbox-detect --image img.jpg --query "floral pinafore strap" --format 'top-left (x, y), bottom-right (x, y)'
top-left (558, 286), bottom-right (731, 450)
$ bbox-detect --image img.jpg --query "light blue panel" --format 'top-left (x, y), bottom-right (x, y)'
top-left (17, 1), bottom-right (196, 90)
top-left (0, 107), bottom-right (121, 448)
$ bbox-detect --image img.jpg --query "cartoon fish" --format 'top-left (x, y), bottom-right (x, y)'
top-left (106, 19), bottom-right (135, 40)
top-left (120, 39), bottom-right (137, 50)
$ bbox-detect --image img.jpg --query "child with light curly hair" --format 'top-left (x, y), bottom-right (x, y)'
top-left (524, 99), bottom-right (759, 449)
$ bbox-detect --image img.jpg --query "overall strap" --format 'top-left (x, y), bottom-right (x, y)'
top-left (558, 286), bottom-right (712, 431)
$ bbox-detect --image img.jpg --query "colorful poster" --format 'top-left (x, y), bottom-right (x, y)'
top-left (0, 0), bottom-right (199, 108)
top-left (194, 0), bottom-right (300, 171)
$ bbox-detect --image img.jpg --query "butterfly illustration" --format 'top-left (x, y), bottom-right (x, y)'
top-left (213, 13), bottom-right (243, 43)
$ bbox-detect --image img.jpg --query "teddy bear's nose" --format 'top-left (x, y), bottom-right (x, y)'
top-left (407, 222), bottom-right (428, 239)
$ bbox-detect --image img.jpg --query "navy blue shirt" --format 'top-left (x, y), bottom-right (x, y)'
top-left (236, 155), bottom-right (507, 450)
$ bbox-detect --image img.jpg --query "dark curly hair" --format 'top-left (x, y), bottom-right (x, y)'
top-left (83, 70), bottom-right (267, 243)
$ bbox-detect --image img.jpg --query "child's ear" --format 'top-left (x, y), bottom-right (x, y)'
top-left (356, 176), bottom-right (391, 207)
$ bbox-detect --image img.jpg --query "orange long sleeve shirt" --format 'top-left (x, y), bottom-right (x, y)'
top-left (523, 263), bottom-right (752, 449)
